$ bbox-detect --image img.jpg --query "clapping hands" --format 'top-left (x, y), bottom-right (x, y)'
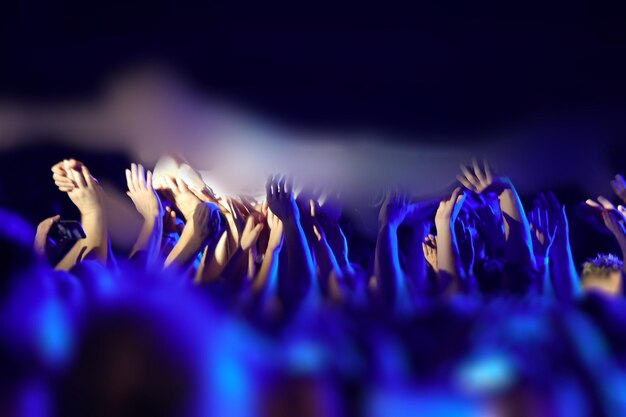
top-left (51, 159), bottom-right (103, 216)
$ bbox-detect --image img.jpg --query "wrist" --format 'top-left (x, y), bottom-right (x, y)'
top-left (379, 222), bottom-right (398, 233)
top-left (80, 207), bottom-right (105, 218)
top-left (435, 221), bottom-right (452, 235)
top-left (142, 213), bottom-right (161, 224)
top-left (265, 246), bottom-right (280, 256)
top-left (181, 224), bottom-right (204, 247)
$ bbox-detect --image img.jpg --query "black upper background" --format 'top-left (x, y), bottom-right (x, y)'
top-left (2, 0), bottom-right (626, 140)
top-left (1, 0), bottom-right (626, 262)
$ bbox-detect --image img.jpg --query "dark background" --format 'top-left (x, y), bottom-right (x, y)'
top-left (2, 0), bottom-right (626, 138)
top-left (1, 0), bottom-right (626, 263)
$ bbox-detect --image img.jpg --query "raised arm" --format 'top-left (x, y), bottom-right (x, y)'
top-left (252, 208), bottom-right (284, 296)
top-left (266, 175), bottom-right (315, 303)
top-left (434, 187), bottom-right (467, 295)
top-left (218, 212), bottom-right (264, 286)
top-left (544, 192), bottom-right (581, 301)
top-left (299, 197), bottom-right (343, 295)
top-left (52, 160), bottom-right (110, 270)
top-left (125, 163), bottom-right (164, 267)
top-left (165, 201), bottom-right (221, 272)
top-left (457, 160), bottom-right (535, 268)
top-left (374, 190), bottom-right (410, 305)
top-left (587, 196), bottom-right (626, 278)
top-left (528, 200), bottom-right (557, 295)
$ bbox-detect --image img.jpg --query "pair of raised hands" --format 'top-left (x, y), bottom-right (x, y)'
top-left (528, 192), bottom-right (566, 259)
top-left (52, 159), bottom-right (103, 216)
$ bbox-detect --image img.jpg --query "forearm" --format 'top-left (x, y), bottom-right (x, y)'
top-left (535, 256), bottom-right (553, 296)
top-left (312, 237), bottom-right (342, 293)
top-left (164, 230), bottom-right (203, 270)
top-left (374, 224), bottom-right (404, 302)
top-left (499, 186), bottom-right (535, 268)
top-left (220, 247), bottom-right (251, 287)
top-left (403, 226), bottom-right (428, 292)
top-left (253, 248), bottom-right (280, 295)
top-left (55, 210), bottom-right (108, 271)
top-left (197, 231), bottom-right (230, 282)
top-left (325, 224), bottom-right (351, 268)
top-left (435, 227), bottom-right (464, 295)
top-left (549, 239), bottom-right (582, 301)
top-left (130, 216), bottom-right (163, 266)
top-left (283, 220), bottom-right (316, 292)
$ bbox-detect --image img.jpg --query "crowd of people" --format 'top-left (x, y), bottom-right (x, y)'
top-left (2, 155), bottom-right (626, 417)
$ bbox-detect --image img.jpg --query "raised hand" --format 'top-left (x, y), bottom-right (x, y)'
top-left (598, 208), bottom-right (626, 283)
top-left (457, 159), bottom-right (506, 195)
top-left (266, 175), bottom-right (299, 222)
top-left (586, 195), bottom-right (618, 212)
top-left (601, 209), bottom-right (626, 247)
top-left (422, 234), bottom-right (438, 272)
top-left (379, 189), bottom-right (410, 228)
top-left (51, 160), bottom-right (109, 270)
top-left (51, 159), bottom-right (83, 192)
top-left (375, 189), bottom-right (411, 306)
top-left (187, 202), bottom-right (221, 244)
top-left (61, 162), bottom-right (104, 216)
top-left (52, 158), bottom-right (102, 210)
top-left (225, 197), bottom-right (248, 246)
top-left (163, 206), bottom-right (184, 235)
top-left (528, 203), bottom-right (556, 259)
top-left (126, 163), bottom-right (164, 265)
top-left (240, 214), bottom-right (264, 251)
top-left (434, 187), bottom-right (466, 230)
top-left (252, 208), bottom-right (285, 296)
top-left (126, 164), bottom-right (163, 219)
top-left (537, 192), bottom-right (581, 300)
top-left (588, 196), bottom-right (626, 248)
top-left (33, 215), bottom-right (61, 257)
top-left (434, 187), bottom-right (469, 295)
top-left (266, 209), bottom-right (284, 251)
top-left (611, 174), bottom-right (626, 205)
top-left (164, 176), bottom-right (202, 221)
top-left (265, 174), bottom-right (314, 302)
top-left (165, 202), bottom-right (221, 270)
